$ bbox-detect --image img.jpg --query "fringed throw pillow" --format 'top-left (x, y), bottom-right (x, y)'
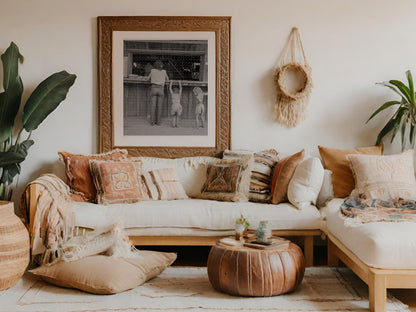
top-left (89, 159), bottom-right (149, 205)
top-left (58, 149), bottom-right (128, 202)
top-left (199, 155), bottom-right (254, 202)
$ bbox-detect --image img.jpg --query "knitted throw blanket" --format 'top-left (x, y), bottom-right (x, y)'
top-left (20, 174), bottom-right (75, 265)
top-left (20, 174), bottom-right (140, 266)
top-left (341, 197), bottom-right (416, 226)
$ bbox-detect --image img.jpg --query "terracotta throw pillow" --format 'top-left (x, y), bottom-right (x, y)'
top-left (89, 160), bottom-right (149, 204)
top-left (58, 149), bottom-right (128, 202)
top-left (318, 145), bottom-right (383, 198)
top-left (29, 251), bottom-right (177, 294)
top-left (348, 150), bottom-right (416, 200)
top-left (199, 156), bottom-right (253, 202)
top-left (271, 149), bottom-right (305, 204)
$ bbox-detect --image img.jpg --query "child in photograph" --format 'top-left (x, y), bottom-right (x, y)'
top-left (148, 60), bottom-right (169, 125)
top-left (169, 80), bottom-right (182, 128)
top-left (193, 87), bottom-right (207, 128)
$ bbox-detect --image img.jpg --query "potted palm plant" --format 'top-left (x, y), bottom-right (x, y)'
top-left (235, 214), bottom-right (250, 240)
top-left (0, 42), bottom-right (76, 200)
top-left (367, 70), bottom-right (416, 151)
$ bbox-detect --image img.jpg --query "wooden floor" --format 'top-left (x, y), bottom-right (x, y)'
top-left (140, 245), bottom-right (416, 310)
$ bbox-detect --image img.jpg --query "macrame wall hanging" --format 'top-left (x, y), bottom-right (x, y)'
top-left (274, 27), bottom-right (313, 127)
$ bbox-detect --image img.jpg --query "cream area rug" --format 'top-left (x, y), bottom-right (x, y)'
top-left (0, 267), bottom-right (409, 312)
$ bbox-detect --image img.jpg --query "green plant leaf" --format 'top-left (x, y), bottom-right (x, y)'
top-left (0, 42), bottom-right (24, 143)
top-left (0, 150), bottom-right (25, 166)
top-left (377, 82), bottom-right (406, 100)
top-left (366, 100), bottom-right (401, 123)
top-left (401, 119), bottom-right (407, 151)
top-left (389, 79), bottom-right (412, 104)
top-left (1, 42), bottom-right (23, 91)
top-left (376, 116), bottom-right (396, 145)
top-left (391, 108), bottom-right (406, 143)
top-left (406, 70), bottom-right (415, 108)
top-left (410, 123), bottom-right (416, 148)
top-left (0, 163), bottom-right (20, 184)
top-left (0, 77), bottom-right (23, 143)
top-left (0, 139), bottom-right (34, 167)
top-left (22, 71), bottom-right (76, 132)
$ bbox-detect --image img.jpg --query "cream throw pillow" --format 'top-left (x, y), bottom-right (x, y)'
top-left (29, 251), bottom-right (177, 294)
top-left (348, 150), bottom-right (416, 200)
top-left (316, 169), bottom-right (334, 208)
top-left (287, 157), bottom-right (324, 209)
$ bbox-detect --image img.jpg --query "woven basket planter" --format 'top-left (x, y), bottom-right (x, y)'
top-left (0, 201), bottom-right (29, 290)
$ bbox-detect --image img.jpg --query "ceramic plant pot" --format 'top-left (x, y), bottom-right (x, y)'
top-left (0, 201), bottom-right (30, 290)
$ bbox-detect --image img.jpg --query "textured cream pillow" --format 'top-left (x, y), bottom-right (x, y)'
top-left (318, 145), bottom-right (384, 198)
top-left (150, 168), bottom-right (188, 200)
top-left (287, 157), bottom-right (324, 209)
top-left (29, 251), bottom-right (177, 294)
top-left (348, 150), bottom-right (416, 200)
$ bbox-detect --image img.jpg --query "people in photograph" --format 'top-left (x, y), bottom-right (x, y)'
top-left (193, 87), bottom-right (207, 128)
top-left (148, 60), bottom-right (169, 125)
top-left (132, 62), bottom-right (144, 76)
top-left (169, 81), bottom-right (182, 128)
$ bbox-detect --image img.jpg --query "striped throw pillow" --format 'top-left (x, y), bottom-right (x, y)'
top-left (144, 168), bottom-right (188, 200)
top-left (223, 149), bottom-right (279, 203)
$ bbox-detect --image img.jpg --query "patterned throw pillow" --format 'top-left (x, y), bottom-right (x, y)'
top-left (347, 150), bottom-right (416, 200)
top-left (202, 164), bottom-right (242, 193)
top-left (318, 145), bottom-right (384, 198)
top-left (223, 149), bottom-right (279, 203)
top-left (58, 149), bottom-right (128, 202)
top-left (89, 160), bottom-right (149, 204)
top-left (199, 156), bottom-right (253, 202)
top-left (271, 149), bottom-right (305, 204)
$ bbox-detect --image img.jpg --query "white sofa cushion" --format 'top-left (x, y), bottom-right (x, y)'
top-left (137, 156), bottom-right (217, 197)
top-left (287, 157), bottom-right (324, 209)
top-left (72, 199), bottom-right (322, 232)
top-left (323, 198), bottom-right (416, 269)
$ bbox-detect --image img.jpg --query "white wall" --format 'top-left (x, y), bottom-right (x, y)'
top-left (0, 0), bottom-right (414, 203)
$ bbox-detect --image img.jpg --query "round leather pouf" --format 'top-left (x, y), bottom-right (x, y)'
top-left (207, 239), bottom-right (305, 297)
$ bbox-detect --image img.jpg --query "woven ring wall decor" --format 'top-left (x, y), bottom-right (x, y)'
top-left (274, 27), bottom-right (313, 128)
top-left (275, 62), bottom-right (311, 101)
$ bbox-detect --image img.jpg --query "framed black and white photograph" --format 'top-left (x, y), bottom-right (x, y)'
top-left (98, 16), bottom-right (231, 158)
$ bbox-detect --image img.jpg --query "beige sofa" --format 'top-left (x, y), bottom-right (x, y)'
top-left (24, 156), bottom-right (324, 267)
top-left (323, 198), bottom-right (416, 312)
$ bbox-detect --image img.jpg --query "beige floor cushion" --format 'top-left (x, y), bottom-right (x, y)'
top-left (29, 251), bottom-right (176, 294)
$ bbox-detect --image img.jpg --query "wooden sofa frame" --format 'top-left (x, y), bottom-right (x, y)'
top-left (26, 184), bottom-right (320, 267)
top-left (327, 232), bottom-right (416, 312)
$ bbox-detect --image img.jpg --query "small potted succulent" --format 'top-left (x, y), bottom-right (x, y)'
top-left (235, 214), bottom-right (250, 240)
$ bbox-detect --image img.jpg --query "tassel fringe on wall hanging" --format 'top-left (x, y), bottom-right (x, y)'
top-left (274, 27), bottom-right (313, 127)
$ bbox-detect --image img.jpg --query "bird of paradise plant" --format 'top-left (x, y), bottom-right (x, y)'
top-left (0, 42), bottom-right (76, 200)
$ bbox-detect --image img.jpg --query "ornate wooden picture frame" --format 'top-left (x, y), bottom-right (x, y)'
top-left (98, 16), bottom-right (231, 158)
